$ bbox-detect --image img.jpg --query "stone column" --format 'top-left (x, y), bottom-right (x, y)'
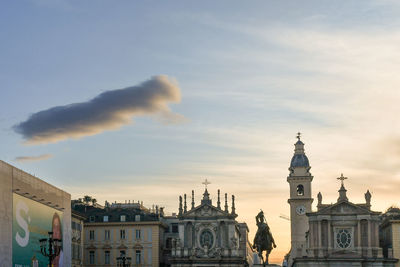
top-left (367, 220), bottom-right (372, 257)
top-left (318, 221), bottom-right (323, 257)
top-left (357, 220), bottom-right (361, 255)
top-left (328, 220), bottom-right (332, 252)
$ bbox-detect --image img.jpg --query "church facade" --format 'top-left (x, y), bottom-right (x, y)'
top-left (169, 186), bottom-right (254, 267)
top-left (287, 135), bottom-right (398, 267)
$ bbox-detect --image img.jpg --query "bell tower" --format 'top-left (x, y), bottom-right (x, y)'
top-left (287, 133), bottom-right (313, 262)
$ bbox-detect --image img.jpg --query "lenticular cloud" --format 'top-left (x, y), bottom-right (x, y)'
top-left (14, 75), bottom-right (183, 144)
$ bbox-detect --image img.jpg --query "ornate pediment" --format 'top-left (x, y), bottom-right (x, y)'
top-left (180, 204), bottom-right (233, 219)
top-left (117, 243), bottom-right (128, 250)
top-left (102, 244), bottom-right (112, 249)
top-left (317, 201), bottom-right (371, 215)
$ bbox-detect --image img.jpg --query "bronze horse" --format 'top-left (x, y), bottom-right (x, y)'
top-left (253, 210), bottom-right (276, 266)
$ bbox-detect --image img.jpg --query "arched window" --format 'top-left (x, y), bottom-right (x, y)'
top-left (297, 185), bottom-right (304, 196)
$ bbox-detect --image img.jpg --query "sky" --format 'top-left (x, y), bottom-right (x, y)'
top-left (2, 0), bottom-right (400, 264)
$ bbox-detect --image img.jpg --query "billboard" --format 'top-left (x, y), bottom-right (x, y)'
top-left (13, 193), bottom-right (64, 267)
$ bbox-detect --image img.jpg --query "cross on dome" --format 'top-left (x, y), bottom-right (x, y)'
top-left (296, 132), bottom-right (301, 141)
top-left (337, 173), bottom-right (348, 186)
top-left (202, 178), bottom-right (211, 190)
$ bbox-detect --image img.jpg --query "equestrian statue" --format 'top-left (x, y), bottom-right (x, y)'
top-left (253, 210), bottom-right (276, 266)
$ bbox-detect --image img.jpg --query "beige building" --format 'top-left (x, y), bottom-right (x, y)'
top-left (380, 207), bottom-right (400, 267)
top-left (73, 201), bottom-right (167, 266)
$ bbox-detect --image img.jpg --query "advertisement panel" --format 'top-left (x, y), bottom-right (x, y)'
top-left (13, 193), bottom-right (64, 267)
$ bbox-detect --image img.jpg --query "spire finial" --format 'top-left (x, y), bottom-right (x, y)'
top-left (184, 194), bottom-right (187, 213)
top-left (179, 196), bottom-right (183, 215)
top-left (224, 193), bottom-right (228, 212)
top-left (217, 189), bottom-right (221, 209)
top-left (337, 173), bottom-right (348, 186)
top-left (191, 190), bottom-right (195, 209)
top-left (337, 174), bottom-right (349, 202)
top-left (202, 178), bottom-right (211, 190)
top-left (231, 195), bottom-right (236, 215)
top-left (296, 132), bottom-right (301, 141)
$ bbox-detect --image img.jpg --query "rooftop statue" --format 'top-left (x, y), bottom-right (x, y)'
top-left (253, 210), bottom-right (276, 266)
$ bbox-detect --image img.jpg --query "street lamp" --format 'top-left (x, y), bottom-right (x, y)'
top-left (39, 231), bottom-right (62, 266)
top-left (116, 253), bottom-right (132, 267)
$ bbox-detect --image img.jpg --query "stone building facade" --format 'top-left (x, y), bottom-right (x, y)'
top-left (380, 207), bottom-right (400, 267)
top-left (169, 187), bottom-right (254, 267)
top-left (73, 201), bottom-right (167, 266)
top-left (286, 136), bottom-right (398, 267)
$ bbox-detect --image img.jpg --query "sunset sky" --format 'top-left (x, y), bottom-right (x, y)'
top-left (2, 0), bottom-right (400, 264)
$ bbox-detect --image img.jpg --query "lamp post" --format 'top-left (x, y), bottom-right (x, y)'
top-left (116, 253), bottom-right (132, 267)
top-left (39, 231), bottom-right (62, 267)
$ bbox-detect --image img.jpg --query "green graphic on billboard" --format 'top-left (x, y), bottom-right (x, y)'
top-left (13, 193), bottom-right (64, 267)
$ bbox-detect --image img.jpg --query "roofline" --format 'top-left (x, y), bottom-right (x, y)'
top-left (84, 221), bottom-right (168, 228)
top-left (72, 209), bottom-right (87, 220)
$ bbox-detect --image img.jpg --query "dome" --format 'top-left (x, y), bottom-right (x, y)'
top-left (290, 154), bottom-right (310, 168)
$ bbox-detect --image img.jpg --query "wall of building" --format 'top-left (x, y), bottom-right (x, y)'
top-left (83, 222), bottom-right (162, 267)
top-left (392, 223), bottom-right (400, 267)
top-left (0, 161), bottom-right (13, 266)
top-left (0, 160), bottom-right (71, 267)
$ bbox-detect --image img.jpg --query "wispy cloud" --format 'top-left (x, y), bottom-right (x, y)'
top-left (14, 75), bottom-right (184, 144)
top-left (15, 154), bottom-right (53, 162)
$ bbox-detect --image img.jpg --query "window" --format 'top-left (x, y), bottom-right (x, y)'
top-left (120, 229), bottom-right (126, 239)
top-left (147, 228), bottom-right (152, 242)
top-left (171, 223), bottom-right (178, 233)
top-left (147, 248), bottom-right (152, 263)
top-left (166, 238), bottom-right (172, 249)
top-left (297, 185), bottom-right (304, 196)
top-left (105, 230), bottom-right (110, 240)
top-left (89, 230), bottom-right (95, 240)
top-left (89, 251), bottom-right (95, 264)
top-left (135, 215), bottom-right (141, 221)
top-left (89, 216), bottom-right (95, 222)
top-left (105, 251), bottom-right (110, 264)
top-left (336, 229), bottom-right (352, 248)
top-left (136, 229), bottom-right (141, 240)
top-left (120, 215), bottom-right (126, 222)
top-left (136, 250), bottom-right (141, 264)
top-left (103, 215), bottom-right (109, 222)
top-left (120, 250), bottom-right (126, 256)
top-left (72, 244), bottom-right (76, 259)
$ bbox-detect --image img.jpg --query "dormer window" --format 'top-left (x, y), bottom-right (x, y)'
top-left (297, 185), bottom-right (304, 196)
top-left (89, 216), bottom-right (95, 222)
top-left (103, 215), bottom-right (109, 222)
top-left (120, 215), bottom-right (126, 222)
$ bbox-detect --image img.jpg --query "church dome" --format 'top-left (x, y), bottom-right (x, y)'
top-left (289, 134), bottom-right (310, 168)
top-left (290, 154), bottom-right (310, 168)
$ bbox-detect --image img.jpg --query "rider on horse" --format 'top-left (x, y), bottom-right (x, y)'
top-left (253, 210), bottom-right (277, 265)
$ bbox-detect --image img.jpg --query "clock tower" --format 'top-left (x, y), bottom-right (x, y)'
top-left (287, 133), bottom-right (313, 263)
